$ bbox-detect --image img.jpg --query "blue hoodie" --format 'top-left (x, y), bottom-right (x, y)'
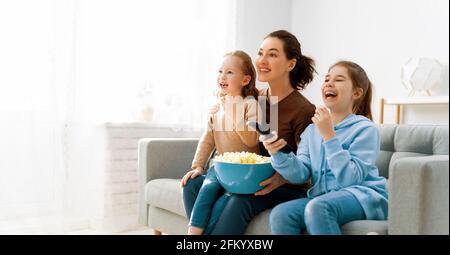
top-left (271, 114), bottom-right (388, 220)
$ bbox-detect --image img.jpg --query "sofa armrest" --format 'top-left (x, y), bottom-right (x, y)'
top-left (388, 155), bottom-right (449, 234)
top-left (138, 138), bottom-right (199, 225)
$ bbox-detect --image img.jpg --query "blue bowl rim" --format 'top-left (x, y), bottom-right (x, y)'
top-left (213, 159), bottom-right (272, 166)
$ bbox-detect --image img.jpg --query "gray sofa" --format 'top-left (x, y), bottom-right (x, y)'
top-left (138, 124), bottom-right (449, 235)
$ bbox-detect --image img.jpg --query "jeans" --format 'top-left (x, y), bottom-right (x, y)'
top-left (188, 167), bottom-right (224, 228)
top-left (270, 190), bottom-right (365, 235)
top-left (183, 170), bottom-right (306, 235)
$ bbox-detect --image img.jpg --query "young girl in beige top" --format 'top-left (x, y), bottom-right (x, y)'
top-left (180, 50), bottom-right (260, 235)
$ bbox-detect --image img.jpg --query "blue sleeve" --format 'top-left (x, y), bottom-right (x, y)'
top-left (323, 124), bottom-right (380, 187)
top-left (270, 126), bottom-right (312, 184)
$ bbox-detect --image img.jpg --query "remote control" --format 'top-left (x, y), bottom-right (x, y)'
top-left (247, 121), bottom-right (294, 154)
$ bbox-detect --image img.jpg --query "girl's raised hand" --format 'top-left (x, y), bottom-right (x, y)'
top-left (208, 103), bottom-right (220, 115)
top-left (312, 106), bottom-right (336, 141)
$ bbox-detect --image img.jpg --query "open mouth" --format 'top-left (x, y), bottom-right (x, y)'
top-left (219, 83), bottom-right (229, 89)
top-left (324, 91), bottom-right (337, 99)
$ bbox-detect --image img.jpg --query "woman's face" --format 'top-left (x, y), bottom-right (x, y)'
top-left (217, 55), bottom-right (250, 97)
top-left (255, 37), bottom-right (294, 83)
top-left (322, 65), bottom-right (362, 112)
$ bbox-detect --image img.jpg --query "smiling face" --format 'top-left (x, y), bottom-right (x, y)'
top-left (255, 37), bottom-right (296, 84)
top-left (322, 65), bottom-right (363, 113)
top-left (217, 55), bottom-right (251, 97)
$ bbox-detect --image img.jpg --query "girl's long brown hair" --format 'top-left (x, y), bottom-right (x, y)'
top-left (330, 61), bottom-right (373, 120)
top-left (224, 50), bottom-right (258, 98)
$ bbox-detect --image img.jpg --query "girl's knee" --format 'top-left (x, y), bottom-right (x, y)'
top-left (183, 176), bottom-right (203, 193)
top-left (270, 204), bottom-right (299, 234)
top-left (270, 203), bottom-right (296, 224)
top-left (304, 198), bottom-right (333, 223)
top-left (269, 204), bottom-right (288, 224)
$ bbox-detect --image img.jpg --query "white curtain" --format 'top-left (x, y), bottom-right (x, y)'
top-left (0, 0), bottom-right (236, 234)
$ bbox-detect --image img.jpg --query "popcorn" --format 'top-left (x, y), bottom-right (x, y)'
top-left (215, 152), bottom-right (270, 164)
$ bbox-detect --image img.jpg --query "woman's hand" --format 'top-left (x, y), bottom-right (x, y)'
top-left (312, 106), bottom-right (336, 141)
top-left (181, 167), bottom-right (203, 187)
top-left (254, 172), bottom-right (287, 196)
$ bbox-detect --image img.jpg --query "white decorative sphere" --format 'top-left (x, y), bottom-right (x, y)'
top-left (401, 58), bottom-right (443, 95)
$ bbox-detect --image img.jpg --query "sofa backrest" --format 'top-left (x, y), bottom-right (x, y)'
top-left (376, 124), bottom-right (449, 178)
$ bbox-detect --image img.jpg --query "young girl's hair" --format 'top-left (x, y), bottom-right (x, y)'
top-left (224, 50), bottom-right (259, 99)
top-left (266, 30), bottom-right (316, 90)
top-left (330, 61), bottom-right (373, 120)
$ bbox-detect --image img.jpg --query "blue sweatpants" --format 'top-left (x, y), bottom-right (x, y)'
top-left (270, 190), bottom-right (365, 235)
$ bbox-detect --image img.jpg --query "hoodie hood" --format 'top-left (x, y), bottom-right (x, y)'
top-left (334, 114), bottom-right (372, 130)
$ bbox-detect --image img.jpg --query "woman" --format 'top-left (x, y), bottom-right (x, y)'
top-left (183, 30), bottom-right (316, 234)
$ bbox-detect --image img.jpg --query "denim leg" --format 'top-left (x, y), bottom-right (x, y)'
top-left (182, 174), bottom-right (205, 219)
top-left (304, 190), bottom-right (365, 235)
top-left (189, 167), bottom-right (224, 228)
top-left (270, 197), bottom-right (311, 235)
top-left (203, 193), bottom-right (230, 235)
top-left (207, 187), bottom-right (306, 235)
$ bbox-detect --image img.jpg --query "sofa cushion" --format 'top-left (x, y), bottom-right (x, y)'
top-left (246, 210), bottom-right (388, 235)
top-left (433, 126), bottom-right (449, 154)
top-left (341, 220), bottom-right (388, 235)
top-left (377, 124), bottom-right (396, 178)
top-left (145, 178), bottom-right (186, 218)
top-left (395, 125), bottom-right (445, 155)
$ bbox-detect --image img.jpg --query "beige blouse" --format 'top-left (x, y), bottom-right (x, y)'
top-left (191, 96), bottom-right (261, 172)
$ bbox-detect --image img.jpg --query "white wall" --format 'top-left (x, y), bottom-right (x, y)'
top-left (291, 0), bottom-right (449, 124)
top-left (235, 0), bottom-right (292, 89)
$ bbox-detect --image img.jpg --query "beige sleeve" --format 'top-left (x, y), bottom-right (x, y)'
top-left (191, 119), bottom-right (215, 172)
top-left (235, 98), bottom-right (260, 148)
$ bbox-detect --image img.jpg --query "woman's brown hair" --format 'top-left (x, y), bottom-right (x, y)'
top-left (330, 61), bottom-right (373, 120)
top-left (224, 50), bottom-right (258, 98)
top-left (266, 30), bottom-right (316, 90)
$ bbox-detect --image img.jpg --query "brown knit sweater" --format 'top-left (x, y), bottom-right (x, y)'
top-left (258, 89), bottom-right (316, 190)
top-left (258, 89), bottom-right (316, 156)
top-left (191, 96), bottom-right (260, 172)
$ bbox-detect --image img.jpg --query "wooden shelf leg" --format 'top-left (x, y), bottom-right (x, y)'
top-left (379, 98), bottom-right (384, 124)
top-left (396, 104), bottom-right (401, 124)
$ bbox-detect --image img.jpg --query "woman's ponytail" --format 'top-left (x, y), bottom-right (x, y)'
top-left (266, 30), bottom-right (316, 90)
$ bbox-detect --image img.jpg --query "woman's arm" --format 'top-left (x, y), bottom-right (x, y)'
top-left (324, 125), bottom-right (380, 187)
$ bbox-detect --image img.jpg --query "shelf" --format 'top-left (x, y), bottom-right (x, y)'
top-left (383, 96), bottom-right (449, 105)
top-left (380, 96), bottom-right (449, 124)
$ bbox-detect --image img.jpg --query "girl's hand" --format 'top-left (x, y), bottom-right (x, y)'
top-left (261, 131), bottom-right (286, 155)
top-left (255, 172), bottom-right (287, 196)
top-left (312, 107), bottom-right (336, 141)
top-left (208, 103), bottom-right (220, 115)
top-left (262, 139), bottom-right (287, 155)
top-left (181, 168), bottom-right (203, 187)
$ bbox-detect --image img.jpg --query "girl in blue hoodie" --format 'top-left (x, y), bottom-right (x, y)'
top-left (262, 61), bottom-right (388, 235)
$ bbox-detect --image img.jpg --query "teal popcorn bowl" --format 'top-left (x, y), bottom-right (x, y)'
top-left (213, 160), bottom-right (275, 194)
